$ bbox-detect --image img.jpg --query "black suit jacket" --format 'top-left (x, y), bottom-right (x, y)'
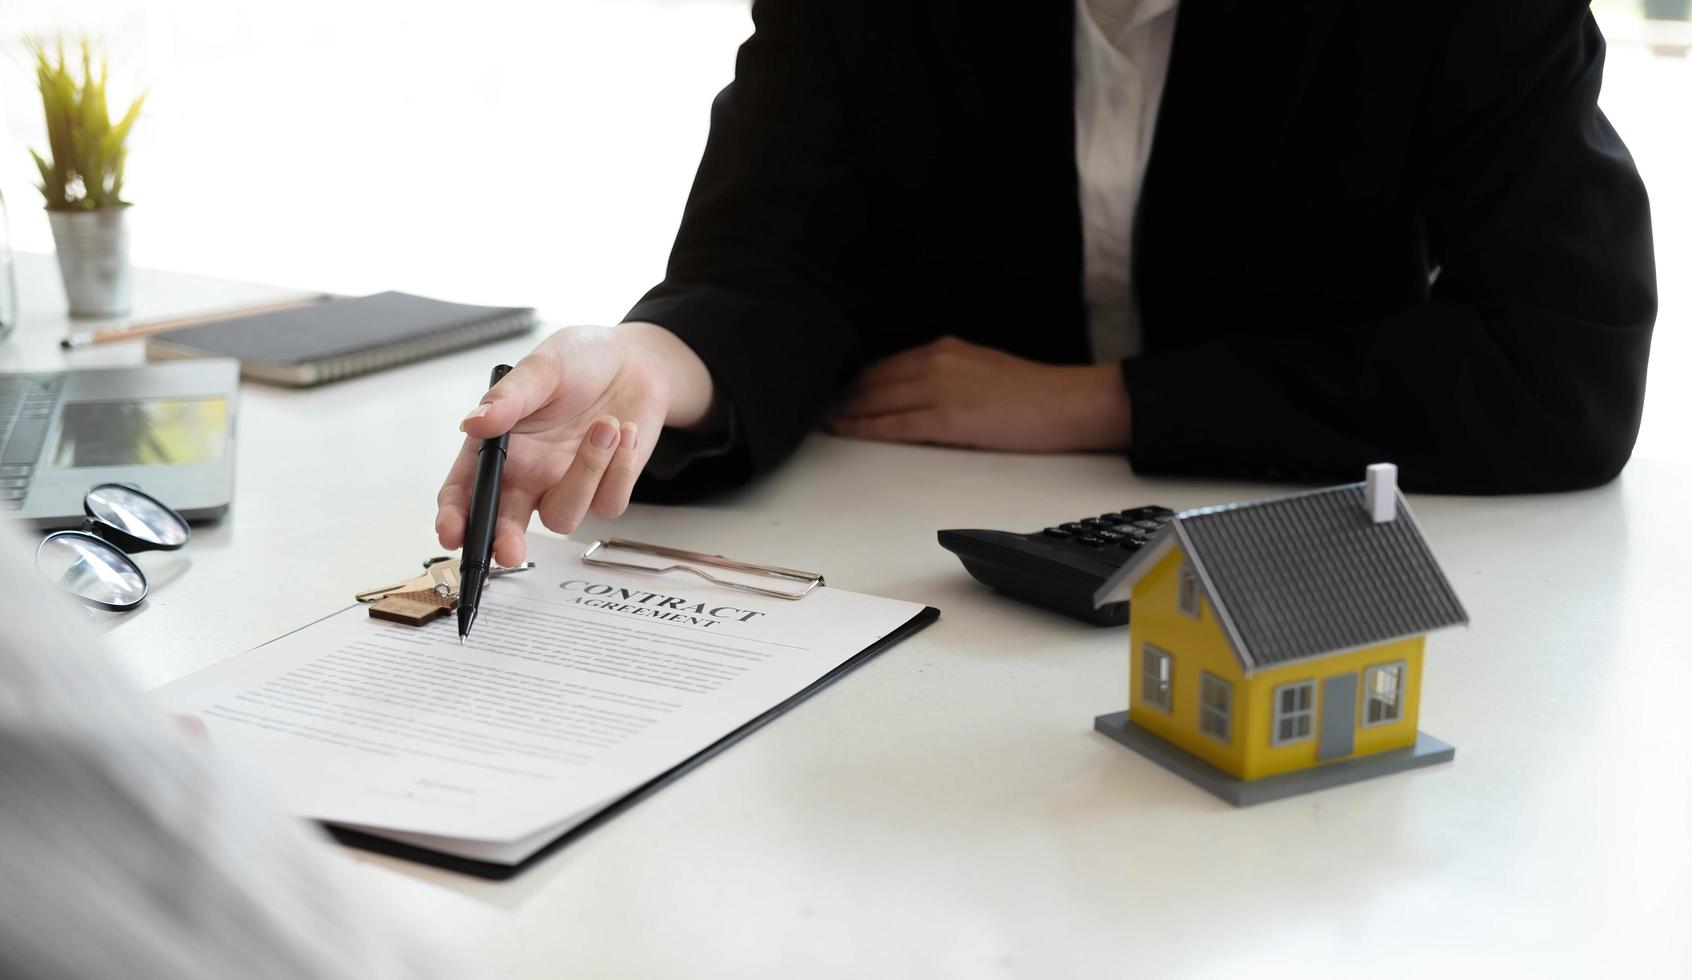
top-left (628, 0), bottom-right (1656, 497)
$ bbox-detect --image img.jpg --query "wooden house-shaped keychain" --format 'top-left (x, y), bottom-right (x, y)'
top-left (1092, 464), bottom-right (1468, 805)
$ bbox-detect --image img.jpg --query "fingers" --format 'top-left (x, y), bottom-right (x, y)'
top-left (460, 346), bottom-right (563, 440)
top-left (830, 380), bottom-right (934, 421)
top-left (852, 335), bottom-right (972, 389)
top-left (434, 436), bottom-right (481, 549)
top-left (536, 415), bottom-right (624, 534)
top-left (853, 345), bottom-right (934, 389)
top-left (829, 409), bottom-right (950, 445)
top-left (492, 484), bottom-right (539, 567)
top-left (437, 435), bottom-right (538, 563)
top-left (590, 420), bottom-right (645, 520)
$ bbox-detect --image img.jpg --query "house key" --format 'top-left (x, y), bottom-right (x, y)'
top-left (355, 560), bottom-right (461, 603)
top-left (357, 557), bottom-right (534, 626)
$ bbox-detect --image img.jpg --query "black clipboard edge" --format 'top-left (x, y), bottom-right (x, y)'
top-left (326, 604), bottom-right (941, 880)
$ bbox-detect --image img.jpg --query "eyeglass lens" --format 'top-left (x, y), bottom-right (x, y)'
top-left (86, 484), bottom-right (190, 547)
top-left (36, 532), bottom-right (148, 609)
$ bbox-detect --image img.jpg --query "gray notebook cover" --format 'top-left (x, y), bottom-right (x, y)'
top-left (146, 292), bottom-right (535, 386)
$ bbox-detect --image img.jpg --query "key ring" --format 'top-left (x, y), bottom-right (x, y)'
top-left (422, 556), bottom-right (535, 577)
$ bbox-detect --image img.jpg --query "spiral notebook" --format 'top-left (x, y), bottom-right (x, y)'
top-left (145, 291), bottom-right (535, 387)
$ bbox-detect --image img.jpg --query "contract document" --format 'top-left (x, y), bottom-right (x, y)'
top-left (154, 537), bottom-right (936, 874)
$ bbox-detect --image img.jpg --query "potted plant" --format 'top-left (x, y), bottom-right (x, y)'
top-left (30, 38), bottom-right (145, 318)
top-left (1646, 0), bottom-right (1692, 22)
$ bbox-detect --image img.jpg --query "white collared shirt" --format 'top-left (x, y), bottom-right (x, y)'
top-left (1074, 0), bottom-right (1180, 362)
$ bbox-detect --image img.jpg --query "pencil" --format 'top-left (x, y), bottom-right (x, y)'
top-left (60, 294), bottom-right (335, 350)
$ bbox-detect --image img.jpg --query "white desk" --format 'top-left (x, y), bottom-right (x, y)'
top-left (8, 255), bottom-right (1690, 977)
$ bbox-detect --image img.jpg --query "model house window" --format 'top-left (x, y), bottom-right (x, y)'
top-left (1363, 662), bottom-right (1406, 726)
top-left (1271, 680), bottom-right (1316, 745)
top-left (1177, 564), bottom-right (1200, 618)
top-left (1198, 672), bottom-right (1232, 743)
top-left (1141, 644), bottom-right (1174, 712)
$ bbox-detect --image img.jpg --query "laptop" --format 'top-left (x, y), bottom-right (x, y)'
top-left (1, 359), bottom-right (240, 528)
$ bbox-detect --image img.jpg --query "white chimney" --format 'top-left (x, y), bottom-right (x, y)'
top-left (1365, 463), bottom-right (1398, 523)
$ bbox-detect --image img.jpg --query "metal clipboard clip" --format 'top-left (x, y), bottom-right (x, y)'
top-left (581, 538), bottom-right (824, 600)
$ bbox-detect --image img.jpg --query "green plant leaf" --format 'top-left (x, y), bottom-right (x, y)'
top-left (28, 148), bottom-right (62, 207)
top-left (101, 93), bottom-right (145, 160)
top-left (28, 34), bottom-right (141, 211)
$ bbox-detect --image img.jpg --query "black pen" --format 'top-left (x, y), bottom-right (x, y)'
top-left (458, 364), bottom-right (513, 644)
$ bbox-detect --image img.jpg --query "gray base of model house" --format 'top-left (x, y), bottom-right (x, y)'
top-left (1094, 711), bottom-right (1455, 806)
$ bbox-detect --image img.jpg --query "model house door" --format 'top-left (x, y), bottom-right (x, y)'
top-left (1318, 673), bottom-right (1357, 760)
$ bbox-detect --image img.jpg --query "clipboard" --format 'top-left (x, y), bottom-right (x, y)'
top-left (581, 538), bottom-right (825, 599)
top-left (327, 540), bottom-right (940, 880)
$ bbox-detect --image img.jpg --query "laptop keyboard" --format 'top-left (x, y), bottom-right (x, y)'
top-left (0, 373), bottom-right (66, 510)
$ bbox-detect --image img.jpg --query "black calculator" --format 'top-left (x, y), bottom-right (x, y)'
top-left (937, 505), bottom-right (1177, 626)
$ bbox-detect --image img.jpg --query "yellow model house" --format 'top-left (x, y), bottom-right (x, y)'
top-left (1092, 464), bottom-right (1467, 805)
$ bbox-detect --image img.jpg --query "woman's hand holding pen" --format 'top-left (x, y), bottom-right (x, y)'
top-left (435, 322), bottom-right (717, 567)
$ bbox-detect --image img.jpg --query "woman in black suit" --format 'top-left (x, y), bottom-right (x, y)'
top-left (438, 0), bottom-right (1656, 566)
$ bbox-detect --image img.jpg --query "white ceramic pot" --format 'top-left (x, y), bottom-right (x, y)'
top-left (47, 206), bottom-right (131, 318)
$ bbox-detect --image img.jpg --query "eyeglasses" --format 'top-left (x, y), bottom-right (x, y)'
top-left (35, 483), bottom-right (191, 611)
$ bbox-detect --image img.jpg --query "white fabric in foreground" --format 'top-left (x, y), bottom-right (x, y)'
top-left (0, 524), bottom-right (470, 980)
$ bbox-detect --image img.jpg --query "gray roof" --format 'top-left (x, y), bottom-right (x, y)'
top-left (1103, 484), bottom-right (1468, 671)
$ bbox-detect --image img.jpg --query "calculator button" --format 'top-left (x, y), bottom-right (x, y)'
top-left (1043, 527), bottom-right (1072, 539)
top-left (1079, 517), bottom-right (1111, 528)
top-left (1118, 538), bottom-right (1143, 550)
top-left (1132, 520), bottom-right (1163, 531)
top-left (1076, 535), bottom-right (1106, 547)
top-left (1096, 529), bottom-right (1127, 542)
